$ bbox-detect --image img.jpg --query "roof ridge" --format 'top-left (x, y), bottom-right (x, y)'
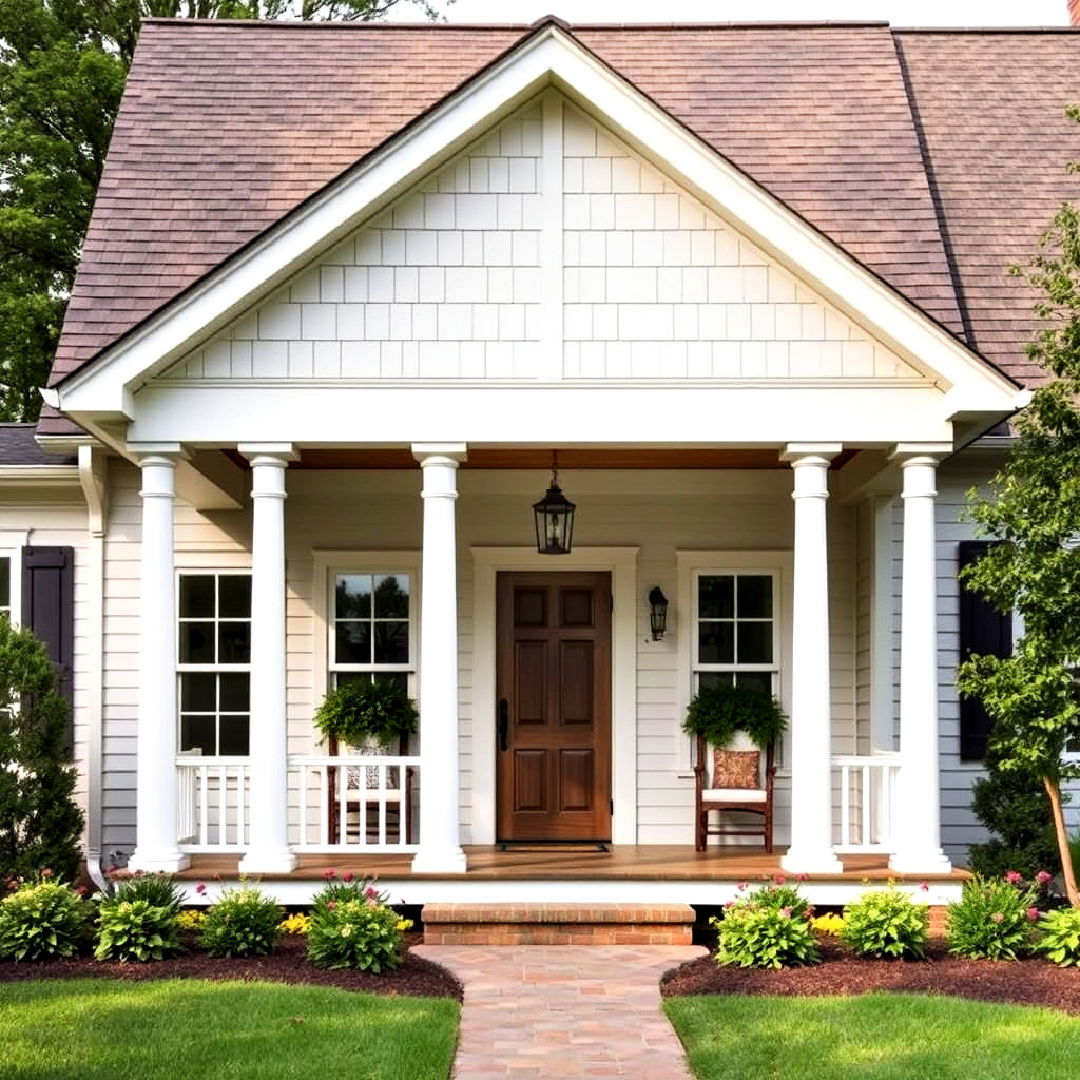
top-left (893, 26), bottom-right (1080, 34)
top-left (137, 17), bottom-right (892, 30)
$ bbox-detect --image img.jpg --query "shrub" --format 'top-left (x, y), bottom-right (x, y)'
top-left (313, 872), bottom-right (387, 914)
top-left (307, 880), bottom-right (410, 971)
top-left (109, 872), bottom-right (183, 912)
top-left (1034, 907), bottom-right (1080, 967)
top-left (94, 899), bottom-right (181, 962)
top-left (0, 619), bottom-right (84, 881)
top-left (841, 887), bottom-right (928, 960)
top-left (176, 909), bottom-right (207, 933)
top-left (0, 877), bottom-right (89, 960)
top-left (280, 912), bottom-right (311, 935)
top-left (947, 873), bottom-right (1041, 960)
top-left (199, 884), bottom-right (283, 958)
top-left (711, 884), bottom-right (819, 970)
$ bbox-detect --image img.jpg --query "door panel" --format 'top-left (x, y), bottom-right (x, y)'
top-left (496, 571), bottom-right (612, 841)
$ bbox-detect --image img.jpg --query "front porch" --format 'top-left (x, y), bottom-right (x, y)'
top-left (172, 844), bottom-right (967, 907)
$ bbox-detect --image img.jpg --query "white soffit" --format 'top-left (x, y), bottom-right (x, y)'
top-left (58, 23), bottom-right (1026, 419)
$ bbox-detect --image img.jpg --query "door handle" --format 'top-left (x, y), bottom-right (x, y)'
top-left (498, 698), bottom-right (509, 751)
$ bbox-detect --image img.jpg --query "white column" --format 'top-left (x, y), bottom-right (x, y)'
top-left (238, 444), bottom-right (298, 874)
top-left (129, 448), bottom-right (189, 873)
top-left (782, 444), bottom-right (844, 874)
top-left (411, 443), bottom-right (468, 873)
top-left (890, 449), bottom-right (952, 873)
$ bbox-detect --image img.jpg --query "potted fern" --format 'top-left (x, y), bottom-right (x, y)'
top-left (681, 680), bottom-right (786, 749)
top-left (313, 679), bottom-right (418, 754)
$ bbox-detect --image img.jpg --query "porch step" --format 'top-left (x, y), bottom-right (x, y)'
top-left (420, 903), bottom-right (695, 945)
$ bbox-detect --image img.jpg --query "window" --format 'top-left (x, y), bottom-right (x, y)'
top-left (692, 571), bottom-right (780, 696)
top-left (0, 556), bottom-right (11, 623)
top-left (177, 572), bottom-right (251, 756)
top-left (329, 572), bottom-right (414, 694)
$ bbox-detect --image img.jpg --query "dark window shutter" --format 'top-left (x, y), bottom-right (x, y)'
top-left (958, 540), bottom-right (1012, 762)
top-left (21, 546), bottom-right (75, 758)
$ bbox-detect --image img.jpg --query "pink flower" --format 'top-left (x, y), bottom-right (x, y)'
top-left (365, 886), bottom-right (378, 900)
top-left (919, 881), bottom-right (929, 892)
top-left (1036, 870), bottom-right (1053, 886)
top-left (322, 868), bottom-right (337, 881)
top-left (736, 881), bottom-right (747, 892)
top-left (797, 873), bottom-right (809, 883)
top-left (341, 871), bottom-right (354, 884)
top-left (40, 868), bottom-right (53, 878)
top-left (724, 900), bottom-right (735, 909)
top-left (1027, 907), bottom-right (1041, 922)
top-left (195, 882), bottom-right (207, 896)
top-left (773, 874), bottom-right (787, 886)
top-left (780, 907), bottom-right (792, 919)
top-left (1004, 870), bottom-right (1023, 885)
top-left (325, 901), bottom-right (336, 911)
top-left (991, 912), bottom-right (1005, 923)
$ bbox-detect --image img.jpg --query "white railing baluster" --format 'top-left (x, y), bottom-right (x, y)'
top-left (198, 766), bottom-right (209, 847)
top-left (861, 764), bottom-right (871, 848)
top-left (319, 766), bottom-right (329, 847)
top-left (840, 764), bottom-right (851, 847)
top-left (831, 754), bottom-right (901, 854)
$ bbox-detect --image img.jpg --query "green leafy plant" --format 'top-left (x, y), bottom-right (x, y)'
top-left (0, 877), bottom-right (89, 961)
top-left (176, 909), bottom-right (207, 933)
top-left (1034, 906), bottom-right (1080, 967)
top-left (947, 873), bottom-right (1041, 960)
top-left (711, 884), bottom-right (819, 969)
top-left (841, 887), bottom-right (929, 960)
top-left (108, 872), bottom-right (183, 912)
top-left (306, 879), bottom-right (410, 971)
top-left (199, 884), bottom-right (283, 958)
top-left (681, 681), bottom-right (786, 749)
top-left (313, 680), bottom-right (418, 748)
top-left (94, 899), bottom-right (181, 963)
top-left (0, 617), bottom-right (84, 881)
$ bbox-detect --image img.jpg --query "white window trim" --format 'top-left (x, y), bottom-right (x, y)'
top-left (0, 530), bottom-right (29, 627)
top-left (311, 551), bottom-right (421, 709)
top-left (174, 567), bottom-right (253, 760)
top-left (676, 550), bottom-right (794, 775)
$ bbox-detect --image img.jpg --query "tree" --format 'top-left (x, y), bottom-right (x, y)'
top-left (0, 616), bottom-right (83, 881)
top-left (0, 0), bottom-right (445, 423)
top-left (958, 108), bottom-right (1080, 908)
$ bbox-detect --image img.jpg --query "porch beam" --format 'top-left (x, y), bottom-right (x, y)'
top-left (889, 447), bottom-right (952, 873)
top-left (781, 443), bottom-right (844, 874)
top-left (129, 445), bottom-right (190, 873)
top-left (238, 443), bottom-right (298, 873)
top-left (411, 443), bottom-right (469, 873)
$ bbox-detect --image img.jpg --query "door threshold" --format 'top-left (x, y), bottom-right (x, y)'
top-left (496, 841), bottom-right (610, 853)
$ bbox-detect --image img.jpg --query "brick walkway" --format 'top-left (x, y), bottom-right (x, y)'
top-left (413, 943), bottom-right (707, 1079)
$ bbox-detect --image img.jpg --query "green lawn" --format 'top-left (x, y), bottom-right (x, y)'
top-left (666, 993), bottom-right (1080, 1080)
top-left (1, 979), bottom-right (460, 1080)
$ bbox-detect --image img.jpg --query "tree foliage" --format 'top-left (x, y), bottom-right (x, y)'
top-left (0, 616), bottom-right (83, 881)
top-left (0, 0), bottom-right (444, 422)
top-left (958, 105), bottom-right (1080, 908)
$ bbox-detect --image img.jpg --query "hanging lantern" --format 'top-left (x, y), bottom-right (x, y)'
top-left (533, 452), bottom-right (576, 555)
top-left (649, 587), bottom-right (669, 640)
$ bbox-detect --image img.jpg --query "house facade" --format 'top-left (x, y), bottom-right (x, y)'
top-left (13, 19), bottom-right (1080, 902)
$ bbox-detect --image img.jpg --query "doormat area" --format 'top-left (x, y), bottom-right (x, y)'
top-left (496, 842), bottom-right (610, 853)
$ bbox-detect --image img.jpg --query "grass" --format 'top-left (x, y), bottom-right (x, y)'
top-left (665, 993), bottom-right (1080, 1080)
top-left (0, 979), bottom-right (460, 1080)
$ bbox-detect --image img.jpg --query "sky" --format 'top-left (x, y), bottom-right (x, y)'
top-left (393, 0), bottom-right (1070, 25)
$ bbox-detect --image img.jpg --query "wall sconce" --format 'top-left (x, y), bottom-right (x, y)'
top-left (648, 586), bottom-right (669, 640)
top-left (533, 451), bottom-right (576, 555)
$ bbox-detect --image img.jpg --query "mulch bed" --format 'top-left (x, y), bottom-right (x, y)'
top-left (661, 941), bottom-right (1080, 1014)
top-left (0, 933), bottom-right (463, 1001)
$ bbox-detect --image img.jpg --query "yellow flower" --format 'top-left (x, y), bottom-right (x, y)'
top-left (177, 909), bottom-right (208, 931)
top-left (396, 919), bottom-right (412, 931)
top-left (279, 913), bottom-right (312, 935)
top-left (812, 913), bottom-right (845, 936)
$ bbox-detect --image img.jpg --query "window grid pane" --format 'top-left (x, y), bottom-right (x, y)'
top-left (331, 573), bottom-right (412, 672)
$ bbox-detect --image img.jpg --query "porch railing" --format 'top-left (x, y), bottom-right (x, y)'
top-left (831, 753), bottom-right (901, 853)
top-left (288, 755), bottom-right (420, 854)
top-left (177, 759), bottom-right (250, 852)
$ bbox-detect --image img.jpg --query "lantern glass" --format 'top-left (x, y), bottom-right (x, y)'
top-left (649, 586), bottom-right (669, 640)
top-left (533, 483), bottom-right (576, 555)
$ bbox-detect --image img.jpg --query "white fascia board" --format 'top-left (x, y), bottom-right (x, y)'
top-left (60, 25), bottom-right (1023, 419)
top-left (0, 465), bottom-right (81, 487)
top-left (129, 382), bottom-right (955, 445)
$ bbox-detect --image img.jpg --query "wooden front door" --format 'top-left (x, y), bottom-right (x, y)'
top-left (496, 572), bottom-right (612, 842)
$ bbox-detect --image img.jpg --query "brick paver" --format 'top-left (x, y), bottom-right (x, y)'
top-left (413, 943), bottom-right (707, 1079)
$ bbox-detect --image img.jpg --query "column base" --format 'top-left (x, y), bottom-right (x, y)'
top-left (411, 846), bottom-right (468, 874)
top-left (128, 848), bottom-right (191, 874)
top-left (238, 847), bottom-right (298, 875)
top-left (781, 847), bottom-right (844, 875)
top-left (889, 848), bottom-right (952, 875)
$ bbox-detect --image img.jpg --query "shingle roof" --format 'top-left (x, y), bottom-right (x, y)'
top-left (49, 19), bottom-right (1080, 391)
top-left (0, 423), bottom-right (77, 465)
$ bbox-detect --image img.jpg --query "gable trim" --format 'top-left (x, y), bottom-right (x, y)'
top-left (57, 23), bottom-right (1026, 420)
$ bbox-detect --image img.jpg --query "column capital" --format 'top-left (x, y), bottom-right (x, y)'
top-left (238, 443), bottom-right (298, 465)
top-left (412, 442), bottom-right (467, 466)
top-left (890, 442), bottom-right (951, 465)
top-left (781, 443), bottom-right (842, 465)
top-left (130, 442), bottom-right (188, 467)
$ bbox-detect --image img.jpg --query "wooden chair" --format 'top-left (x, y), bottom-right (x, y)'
top-left (694, 735), bottom-right (775, 853)
top-left (327, 732), bottom-right (413, 845)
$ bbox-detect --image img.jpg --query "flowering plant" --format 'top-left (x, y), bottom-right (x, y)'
top-left (841, 886), bottom-right (928, 960)
top-left (711, 883), bottom-right (819, 969)
top-left (947, 873), bottom-right (1041, 961)
top-left (280, 912), bottom-right (312, 935)
top-left (306, 879), bottom-right (410, 971)
top-left (0, 876), bottom-right (90, 961)
top-left (176, 909), bottom-right (208, 933)
top-left (812, 912), bottom-right (846, 937)
top-left (199, 883), bottom-right (283, 958)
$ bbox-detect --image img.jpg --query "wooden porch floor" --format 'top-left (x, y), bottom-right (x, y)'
top-left (174, 845), bottom-right (968, 883)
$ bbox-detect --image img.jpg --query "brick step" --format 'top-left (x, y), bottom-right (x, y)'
top-left (421, 903), bottom-right (696, 945)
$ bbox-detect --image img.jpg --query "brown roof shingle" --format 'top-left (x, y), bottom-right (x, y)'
top-left (50, 20), bottom-right (1080, 390)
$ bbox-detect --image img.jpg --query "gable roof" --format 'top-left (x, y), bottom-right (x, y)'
top-left (49, 19), bottom-right (1080, 396)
